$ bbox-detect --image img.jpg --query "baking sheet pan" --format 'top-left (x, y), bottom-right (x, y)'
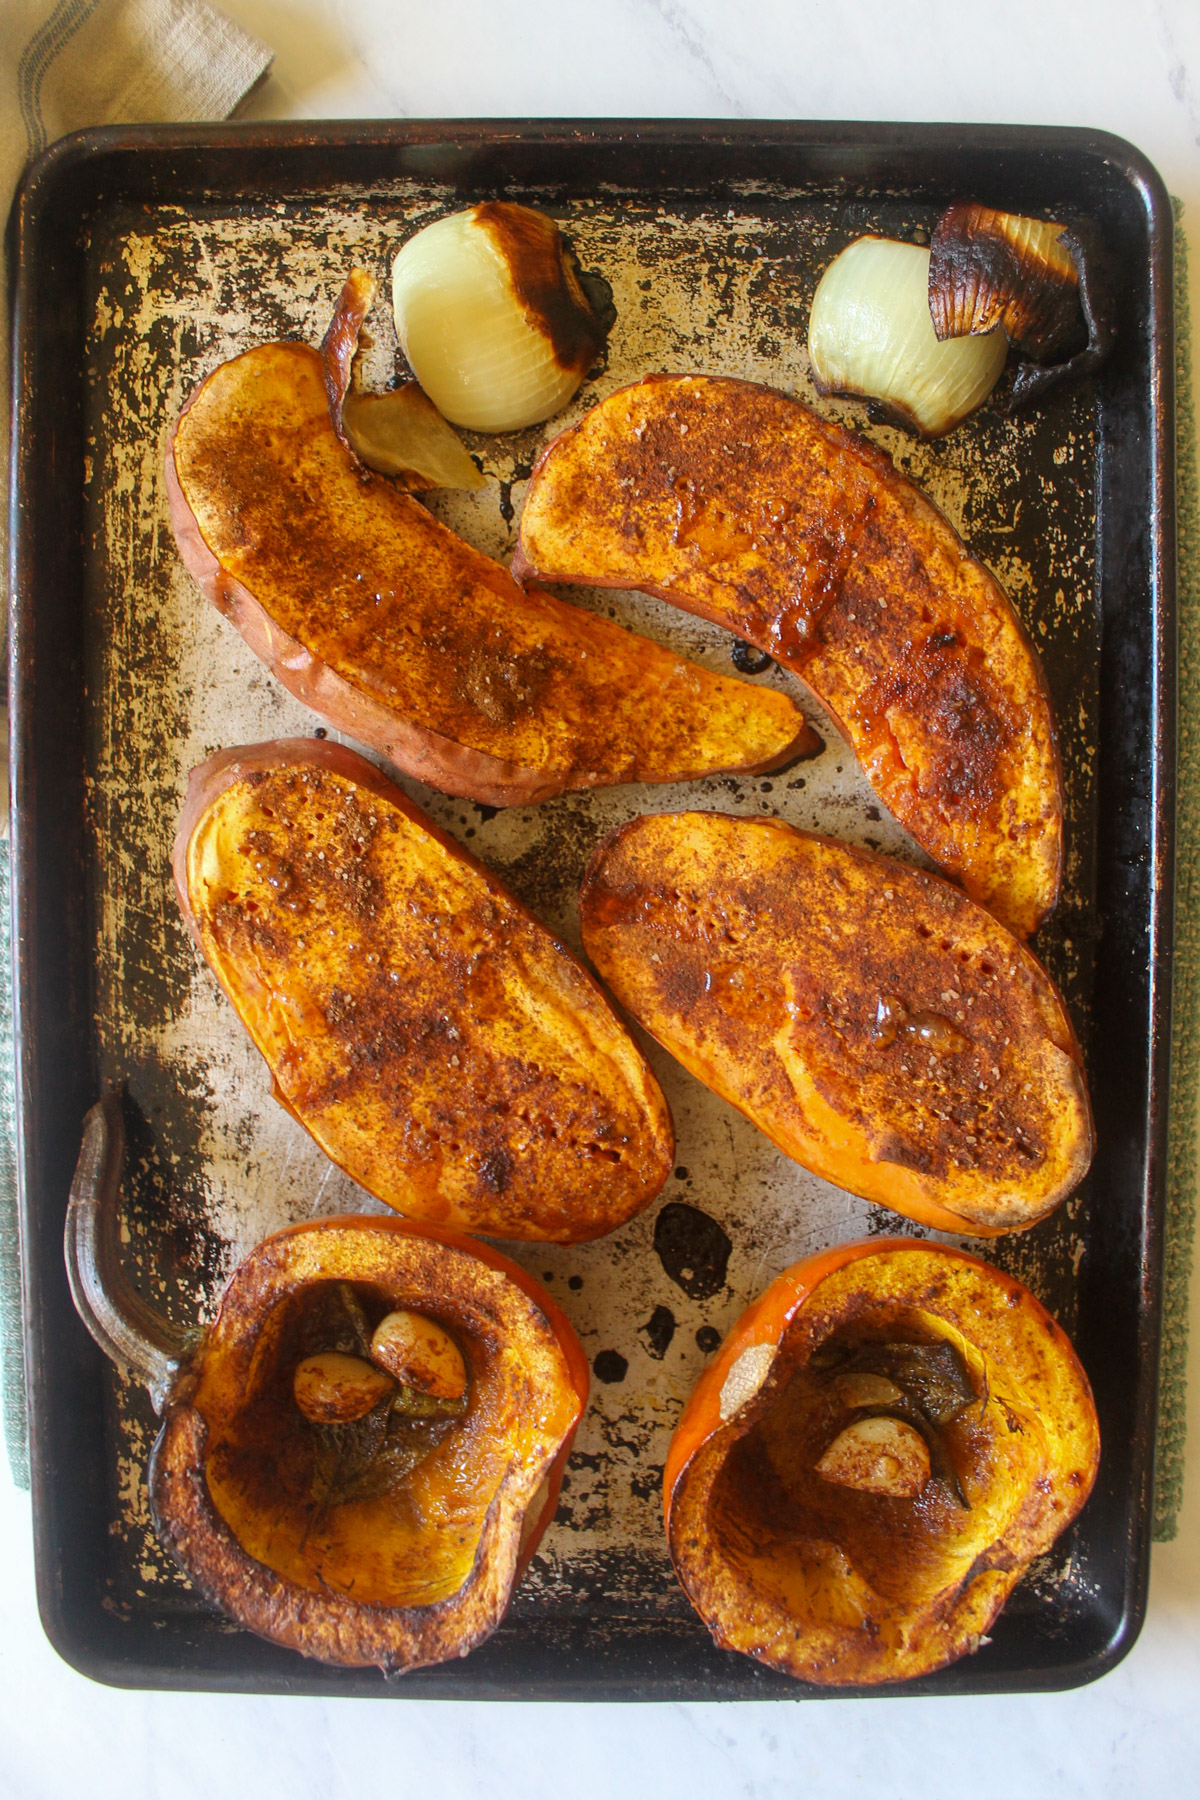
top-left (8, 121), bottom-right (1175, 1697)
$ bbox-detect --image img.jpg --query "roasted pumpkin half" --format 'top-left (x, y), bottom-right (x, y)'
top-left (514, 374), bottom-right (1062, 937)
top-left (174, 737), bottom-right (674, 1242)
top-left (580, 811), bottom-right (1092, 1235)
top-left (165, 291), bottom-right (813, 808)
top-left (664, 1239), bottom-right (1100, 1686)
top-left (65, 1096), bottom-right (588, 1672)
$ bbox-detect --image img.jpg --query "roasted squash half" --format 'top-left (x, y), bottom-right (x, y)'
top-left (579, 811), bottom-right (1092, 1235)
top-left (664, 1240), bottom-right (1100, 1686)
top-left (65, 1097), bottom-right (588, 1673)
top-left (515, 374), bottom-right (1062, 937)
top-left (166, 330), bottom-right (813, 807)
top-left (174, 738), bottom-right (674, 1241)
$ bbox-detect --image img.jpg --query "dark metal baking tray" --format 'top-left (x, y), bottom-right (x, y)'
top-left (8, 120), bottom-right (1175, 1698)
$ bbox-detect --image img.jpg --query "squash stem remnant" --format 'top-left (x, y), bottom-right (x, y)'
top-left (64, 1093), bottom-right (196, 1413)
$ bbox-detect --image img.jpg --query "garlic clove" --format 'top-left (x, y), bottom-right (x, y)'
top-left (391, 203), bottom-right (606, 433)
top-left (808, 236), bottom-right (1007, 438)
top-left (293, 1351), bottom-right (394, 1424)
top-left (833, 1372), bottom-right (906, 1409)
top-left (370, 1309), bottom-right (468, 1401)
top-left (815, 1415), bottom-right (931, 1497)
top-left (928, 205), bottom-right (1085, 364)
top-left (341, 387), bottom-right (486, 490)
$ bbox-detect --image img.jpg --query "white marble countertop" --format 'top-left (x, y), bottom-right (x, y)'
top-left (4, 1), bottom-right (1200, 1793)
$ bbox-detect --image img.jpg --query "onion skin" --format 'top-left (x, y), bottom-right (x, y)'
top-left (320, 266), bottom-right (376, 447)
top-left (341, 387), bottom-right (486, 491)
top-left (391, 204), bottom-right (607, 433)
top-left (320, 269), bottom-right (484, 490)
top-left (1008, 218), bottom-right (1117, 410)
top-left (808, 237), bottom-right (1008, 438)
top-left (929, 205), bottom-right (1085, 364)
top-left (927, 207), bottom-right (1117, 410)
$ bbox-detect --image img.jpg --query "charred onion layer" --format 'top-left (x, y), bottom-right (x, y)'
top-left (927, 205), bottom-right (1116, 408)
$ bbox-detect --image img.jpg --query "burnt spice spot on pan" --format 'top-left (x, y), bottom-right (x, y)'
top-left (593, 1350), bottom-right (629, 1384)
top-left (731, 639), bottom-right (774, 675)
top-left (653, 1202), bottom-right (732, 1301)
top-left (639, 1305), bottom-right (677, 1360)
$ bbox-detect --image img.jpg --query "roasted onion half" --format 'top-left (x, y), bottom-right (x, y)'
top-left (809, 208), bottom-right (1114, 437)
top-left (807, 236), bottom-right (1008, 437)
top-left (391, 203), bottom-right (607, 433)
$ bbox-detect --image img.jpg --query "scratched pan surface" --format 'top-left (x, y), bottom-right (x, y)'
top-left (9, 124), bottom-right (1174, 1697)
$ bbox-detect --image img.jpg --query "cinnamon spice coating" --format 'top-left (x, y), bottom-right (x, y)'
top-left (516, 375), bottom-right (1063, 936)
top-left (167, 349), bottom-right (813, 805)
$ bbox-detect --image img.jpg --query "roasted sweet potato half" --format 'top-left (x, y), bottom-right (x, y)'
top-left (65, 1098), bottom-right (588, 1673)
top-left (579, 812), bottom-right (1092, 1235)
top-left (174, 738), bottom-right (673, 1241)
top-left (515, 374), bottom-right (1062, 937)
top-left (664, 1240), bottom-right (1100, 1686)
top-left (165, 341), bottom-right (813, 807)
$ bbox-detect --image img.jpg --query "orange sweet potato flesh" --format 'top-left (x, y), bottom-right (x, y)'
top-left (579, 812), bottom-right (1092, 1234)
top-left (166, 348), bottom-right (814, 807)
top-left (515, 375), bottom-right (1062, 937)
top-left (174, 738), bottom-right (674, 1241)
top-left (149, 1216), bottom-right (588, 1671)
top-left (665, 1241), bottom-right (1100, 1686)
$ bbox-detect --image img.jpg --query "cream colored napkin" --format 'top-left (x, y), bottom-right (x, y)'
top-left (0, 0), bottom-right (271, 1484)
top-left (0, 0), bottom-right (270, 165)
top-left (0, 0), bottom-right (270, 833)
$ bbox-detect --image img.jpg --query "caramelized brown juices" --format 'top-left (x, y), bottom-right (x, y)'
top-left (872, 995), bottom-right (970, 1054)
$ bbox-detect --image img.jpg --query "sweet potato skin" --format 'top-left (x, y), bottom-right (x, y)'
top-left (166, 348), bottom-right (814, 806)
top-left (173, 738), bottom-right (674, 1241)
top-left (579, 812), bottom-right (1092, 1234)
top-left (515, 375), bottom-right (1063, 937)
